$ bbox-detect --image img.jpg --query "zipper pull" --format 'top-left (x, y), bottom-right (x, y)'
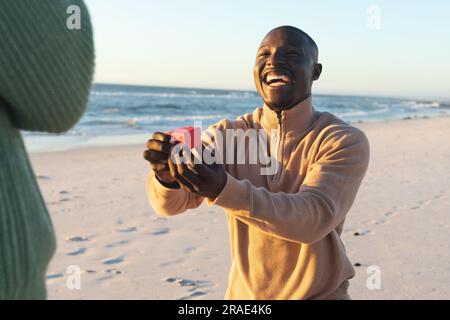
top-left (276, 111), bottom-right (283, 127)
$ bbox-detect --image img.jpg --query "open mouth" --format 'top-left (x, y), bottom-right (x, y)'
top-left (263, 70), bottom-right (293, 88)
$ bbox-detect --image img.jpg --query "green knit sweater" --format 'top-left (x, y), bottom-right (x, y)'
top-left (0, 1), bottom-right (94, 299)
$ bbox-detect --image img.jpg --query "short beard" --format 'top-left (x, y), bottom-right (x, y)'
top-left (266, 93), bottom-right (312, 112)
top-left (264, 99), bottom-right (294, 112)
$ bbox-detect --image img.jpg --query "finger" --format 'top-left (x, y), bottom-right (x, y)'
top-left (192, 161), bottom-right (215, 179)
top-left (143, 149), bottom-right (168, 163)
top-left (176, 159), bottom-right (202, 191)
top-left (179, 144), bottom-right (200, 175)
top-left (152, 131), bottom-right (172, 143)
top-left (146, 139), bottom-right (172, 154)
top-left (190, 142), bottom-right (206, 163)
top-left (168, 155), bottom-right (197, 193)
top-left (151, 163), bottom-right (169, 172)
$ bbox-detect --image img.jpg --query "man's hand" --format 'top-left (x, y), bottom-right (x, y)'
top-left (143, 132), bottom-right (179, 188)
top-left (168, 149), bottom-right (228, 200)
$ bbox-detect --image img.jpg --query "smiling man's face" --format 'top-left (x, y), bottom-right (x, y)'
top-left (254, 26), bottom-right (322, 111)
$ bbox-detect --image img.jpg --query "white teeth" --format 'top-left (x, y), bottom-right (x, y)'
top-left (266, 73), bottom-right (291, 84)
top-left (267, 74), bottom-right (282, 82)
top-left (269, 81), bottom-right (287, 87)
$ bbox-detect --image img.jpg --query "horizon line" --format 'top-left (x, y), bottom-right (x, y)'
top-left (92, 82), bottom-right (450, 102)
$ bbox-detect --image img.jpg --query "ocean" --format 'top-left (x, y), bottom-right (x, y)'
top-left (23, 83), bottom-right (450, 152)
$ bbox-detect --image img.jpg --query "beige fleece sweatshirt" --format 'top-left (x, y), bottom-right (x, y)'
top-left (146, 96), bottom-right (370, 300)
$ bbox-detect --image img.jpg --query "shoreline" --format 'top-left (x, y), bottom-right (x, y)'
top-left (27, 113), bottom-right (450, 155)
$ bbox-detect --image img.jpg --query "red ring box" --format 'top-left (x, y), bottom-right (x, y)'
top-left (166, 126), bottom-right (202, 149)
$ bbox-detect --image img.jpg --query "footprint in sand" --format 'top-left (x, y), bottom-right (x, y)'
top-left (165, 277), bottom-right (212, 297)
top-left (105, 240), bottom-right (130, 248)
top-left (353, 229), bottom-right (373, 236)
top-left (173, 279), bottom-right (196, 287)
top-left (384, 211), bottom-right (400, 217)
top-left (103, 257), bottom-right (124, 265)
top-left (147, 228), bottom-right (169, 236)
top-left (104, 269), bottom-right (124, 275)
top-left (66, 236), bottom-right (90, 242)
top-left (37, 175), bottom-right (51, 180)
top-left (84, 270), bottom-right (97, 274)
top-left (66, 248), bottom-right (86, 256)
top-left (164, 277), bottom-right (179, 283)
top-left (46, 273), bottom-right (64, 280)
top-left (151, 217), bottom-right (167, 222)
top-left (117, 226), bottom-right (137, 233)
top-left (366, 218), bottom-right (388, 225)
top-left (164, 277), bottom-right (212, 287)
top-left (410, 200), bottom-right (432, 210)
top-left (178, 291), bottom-right (208, 300)
top-left (95, 269), bottom-right (124, 282)
top-left (164, 277), bottom-right (213, 299)
top-left (59, 190), bottom-right (71, 202)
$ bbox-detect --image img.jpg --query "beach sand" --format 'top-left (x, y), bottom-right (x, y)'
top-left (30, 116), bottom-right (450, 300)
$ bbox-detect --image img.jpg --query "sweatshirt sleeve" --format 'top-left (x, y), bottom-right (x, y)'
top-left (146, 170), bottom-right (204, 216)
top-left (206, 129), bottom-right (370, 244)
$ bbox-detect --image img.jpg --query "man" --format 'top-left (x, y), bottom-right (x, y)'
top-left (144, 26), bottom-right (370, 300)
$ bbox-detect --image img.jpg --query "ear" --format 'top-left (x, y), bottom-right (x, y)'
top-left (312, 63), bottom-right (322, 81)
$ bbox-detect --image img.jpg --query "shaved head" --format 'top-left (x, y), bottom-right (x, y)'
top-left (265, 26), bottom-right (319, 63)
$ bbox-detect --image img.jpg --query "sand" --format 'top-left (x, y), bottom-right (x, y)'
top-left (29, 116), bottom-right (450, 300)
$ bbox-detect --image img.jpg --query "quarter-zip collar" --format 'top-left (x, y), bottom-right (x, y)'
top-left (261, 95), bottom-right (315, 135)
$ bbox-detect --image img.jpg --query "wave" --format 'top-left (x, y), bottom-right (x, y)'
top-left (403, 100), bottom-right (441, 109)
top-left (127, 114), bottom-right (225, 124)
top-left (337, 110), bottom-right (369, 117)
top-left (102, 107), bottom-right (120, 113)
top-left (80, 114), bottom-right (226, 127)
top-left (90, 90), bottom-right (257, 99)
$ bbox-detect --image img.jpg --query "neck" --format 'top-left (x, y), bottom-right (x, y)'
top-left (262, 95), bottom-right (318, 134)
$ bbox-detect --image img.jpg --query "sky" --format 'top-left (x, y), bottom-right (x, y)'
top-left (85, 0), bottom-right (450, 99)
